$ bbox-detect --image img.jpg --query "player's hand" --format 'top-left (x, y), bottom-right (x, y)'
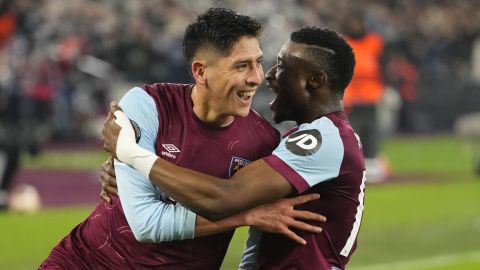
top-left (245, 193), bottom-right (326, 245)
top-left (100, 157), bottom-right (118, 204)
top-left (102, 101), bottom-right (122, 159)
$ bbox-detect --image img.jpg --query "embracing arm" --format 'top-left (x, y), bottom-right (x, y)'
top-left (105, 106), bottom-right (293, 220)
top-left (149, 157), bottom-right (292, 220)
top-left (102, 94), bottom-right (324, 243)
top-left (101, 156), bottom-right (323, 244)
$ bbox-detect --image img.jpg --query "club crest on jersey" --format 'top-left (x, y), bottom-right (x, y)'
top-left (229, 157), bottom-right (252, 177)
top-left (285, 129), bottom-right (322, 156)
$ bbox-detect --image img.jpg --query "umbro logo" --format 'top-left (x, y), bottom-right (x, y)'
top-left (161, 144), bottom-right (180, 159)
top-left (162, 144), bottom-right (180, 153)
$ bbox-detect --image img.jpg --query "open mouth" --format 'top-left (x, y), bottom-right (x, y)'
top-left (268, 91), bottom-right (278, 111)
top-left (266, 84), bottom-right (278, 110)
top-left (236, 90), bottom-right (255, 101)
top-left (269, 97), bottom-right (277, 111)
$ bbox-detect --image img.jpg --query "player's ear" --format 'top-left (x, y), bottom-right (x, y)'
top-left (307, 70), bottom-right (327, 92)
top-left (191, 60), bottom-right (207, 85)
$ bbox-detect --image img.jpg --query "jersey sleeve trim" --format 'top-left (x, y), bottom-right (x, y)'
top-left (263, 154), bottom-right (310, 194)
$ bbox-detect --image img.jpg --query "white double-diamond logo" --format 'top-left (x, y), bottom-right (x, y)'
top-left (162, 144), bottom-right (180, 153)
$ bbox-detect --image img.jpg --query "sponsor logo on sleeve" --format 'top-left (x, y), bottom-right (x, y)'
top-left (285, 129), bottom-right (322, 156)
top-left (229, 157), bottom-right (252, 177)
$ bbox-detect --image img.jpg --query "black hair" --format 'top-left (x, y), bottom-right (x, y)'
top-left (290, 27), bottom-right (355, 94)
top-left (183, 8), bottom-right (262, 64)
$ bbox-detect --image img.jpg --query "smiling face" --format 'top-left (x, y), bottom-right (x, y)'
top-left (266, 41), bottom-right (319, 124)
top-left (201, 36), bottom-right (264, 121)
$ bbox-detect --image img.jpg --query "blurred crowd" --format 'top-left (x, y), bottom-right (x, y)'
top-left (0, 0), bottom-right (479, 143)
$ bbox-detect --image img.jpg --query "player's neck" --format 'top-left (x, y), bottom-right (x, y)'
top-left (191, 85), bottom-right (234, 127)
top-left (297, 99), bottom-right (343, 125)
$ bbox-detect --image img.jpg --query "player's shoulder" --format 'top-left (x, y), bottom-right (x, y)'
top-left (295, 112), bottom-right (349, 145)
top-left (247, 109), bottom-right (271, 125)
top-left (142, 82), bottom-right (191, 99)
top-left (120, 86), bottom-right (154, 108)
top-left (308, 111), bottom-right (350, 131)
top-left (312, 112), bottom-right (362, 156)
top-left (118, 87), bottom-right (159, 135)
top-left (246, 109), bottom-right (280, 138)
top-left (142, 82), bottom-right (188, 92)
top-left (240, 109), bottom-right (280, 155)
top-left (305, 114), bottom-right (339, 134)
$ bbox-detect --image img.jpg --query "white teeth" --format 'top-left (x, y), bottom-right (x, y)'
top-left (238, 91), bottom-right (255, 98)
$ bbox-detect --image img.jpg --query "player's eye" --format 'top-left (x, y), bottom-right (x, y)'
top-left (235, 63), bottom-right (248, 70)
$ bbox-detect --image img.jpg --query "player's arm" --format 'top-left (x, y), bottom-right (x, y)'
top-left (105, 106), bottom-right (345, 221)
top-left (149, 155), bottom-right (292, 220)
top-left (194, 193), bottom-right (325, 244)
top-left (100, 152), bottom-right (325, 244)
top-left (105, 107), bottom-right (301, 220)
top-left (112, 87), bottom-right (199, 243)
top-left (106, 90), bottom-right (325, 243)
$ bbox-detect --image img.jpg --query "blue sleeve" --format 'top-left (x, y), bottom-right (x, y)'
top-left (115, 87), bottom-right (196, 242)
top-left (238, 228), bottom-right (262, 270)
top-left (271, 117), bottom-right (344, 188)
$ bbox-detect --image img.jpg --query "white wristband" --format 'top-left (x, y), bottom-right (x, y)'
top-left (114, 110), bottom-right (159, 178)
top-left (131, 147), bottom-right (158, 179)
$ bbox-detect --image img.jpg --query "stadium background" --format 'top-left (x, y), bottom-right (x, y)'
top-left (0, 0), bottom-right (479, 269)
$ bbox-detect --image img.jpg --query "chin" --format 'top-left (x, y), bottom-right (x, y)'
top-left (234, 107), bottom-right (251, 118)
top-left (273, 114), bottom-right (284, 124)
top-left (273, 111), bottom-right (293, 124)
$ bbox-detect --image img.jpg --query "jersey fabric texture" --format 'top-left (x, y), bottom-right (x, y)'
top-left (257, 111), bottom-right (365, 270)
top-left (39, 83), bottom-right (279, 270)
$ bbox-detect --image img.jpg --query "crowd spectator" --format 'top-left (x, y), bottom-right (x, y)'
top-left (0, 0), bottom-right (478, 139)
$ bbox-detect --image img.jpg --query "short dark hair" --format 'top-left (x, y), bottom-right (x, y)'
top-left (183, 8), bottom-right (262, 64)
top-left (290, 27), bottom-right (355, 94)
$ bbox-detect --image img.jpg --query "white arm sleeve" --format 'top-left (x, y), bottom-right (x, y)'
top-left (115, 87), bottom-right (196, 242)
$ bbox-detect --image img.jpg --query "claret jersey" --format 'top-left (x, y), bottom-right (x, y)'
top-left (40, 83), bottom-right (280, 270)
top-left (250, 111), bottom-right (366, 270)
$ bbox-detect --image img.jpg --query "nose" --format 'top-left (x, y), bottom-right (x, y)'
top-left (265, 65), bottom-right (276, 82)
top-left (246, 65), bottom-right (264, 86)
